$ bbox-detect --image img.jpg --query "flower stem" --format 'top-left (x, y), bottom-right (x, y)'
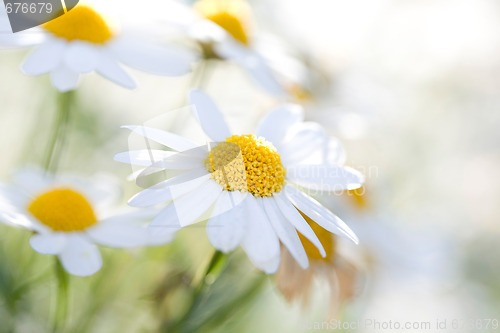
top-left (168, 250), bottom-right (226, 332)
top-left (43, 91), bottom-right (74, 172)
top-left (53, 258), bottom-right (69, 333)
top-left (190, 249), bottom-right (226, 308)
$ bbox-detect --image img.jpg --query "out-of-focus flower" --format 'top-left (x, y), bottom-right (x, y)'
top-left (115, 89), bottom-right (364, 274)
top-left (184, 0), bottom-right (286, 96)
top-left (1, 4), bottom-right (194, 91)
top-left (0, 167), bottom-right (170, 276)
top-left (276, 214), bottom-right (359, 316)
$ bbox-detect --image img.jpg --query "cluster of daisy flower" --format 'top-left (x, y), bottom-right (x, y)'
top-left (0, 0), bottom-right (366, 328)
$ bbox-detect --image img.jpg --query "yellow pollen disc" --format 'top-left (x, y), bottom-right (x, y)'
top-left (28, 188), bottom-right (98, 232)
top-left (43, 6), bottom-right (114, 44)
top-left (204, 134), bottom-right (286, 197)
top-left (298, 211), bottom-right (336, 262)
top-left (195, 0), bottom-right (251, 45)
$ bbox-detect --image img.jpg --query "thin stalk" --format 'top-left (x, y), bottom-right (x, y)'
top-left (168, 250), bottom-right (226, 332)
top-left (52, 258), bottom-right (69, 333)
top-left (43, 91), bottom-right (74, 173)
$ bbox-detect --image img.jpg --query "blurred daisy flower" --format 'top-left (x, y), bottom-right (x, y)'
top-left (276, 215), bottom-right (359, 316)
top-left (183, 0), bottom-right (285, 96)
top-left (1, 3), bottom-right (194, 91)
top-left (0, 167), bottom-right (168, 276)
top-left (115, 90), bottom-right (364, 273)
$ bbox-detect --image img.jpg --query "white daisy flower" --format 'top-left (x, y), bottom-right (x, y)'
top-left (181, 0), bottom-right (287, 96)
top-left (1, 3), bottom-right (194, 91)
top-left (115, 89), bottom-right (364, 274)
top-left (0, 167), bottom-right (171, 276)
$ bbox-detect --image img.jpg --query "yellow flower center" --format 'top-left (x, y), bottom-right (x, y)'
top-left (43, 6), bottom-right (114, 44)
top-left (298, 211), bottom-right (336, 262)
top-left (204, 135), bottom-right (285, 197)
top-left (196, 0), bottom-right (251, 45)
top-left (28, 188), bottom-right (98, 232)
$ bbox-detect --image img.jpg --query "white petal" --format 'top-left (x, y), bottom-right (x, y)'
top-left (29, 233), bottom-right (67, 255)
top-left (21, 39), bottom-right (66, 75)
top-left (215, 40), bottom-right (284, 96)
top-left (241, 195), bottom-right (280, 274)
top-left (284, 185), bottom-right (359, 244)
top-left (256, 104), bottom-right (304, 147)
top-left (122, 125), bottom-right (198, 152)
top-left (63, 41), bottom-right (100, 73)
top-left (214, 38), bottom-right (249, 60)
top-left (50, 66), bottom-right (80, 92)
top-left (87, 217), bottom-right (148, 248)
top-left (114, 149), bottom-right (203, 170)
top-left (146, 227), bottom-right (177, 246)
top-left (109, 38), bottom-right (194, 76)
top-left (208, 189), bottom-right (246, 218)
top-left (114, 149), bottom-right (176, 166)
top-left (273, 192), bottom-right (326, 257)
top-left (95, 52), bottom-right (136, 89)
top-left (59, 235), bottom-right (102, 277)
top-left (242, 54), bottom-right (285, 96)
top-left (206, 191), bottom-right (247, 252)
top-left (149, 204), bottom-right (182, 228)
top-left (325, 137), bottom-right (347, 166)
top-left (286, 165), bottom-right (364, 191)
top-left (189, 89), bottom-right (231, 141)
top-left (129, 171), bottom-right (211, 207)
top-left (280, 122), bottom-right (326, 165)
top-left (137, 206), bottom-right (180, 244)
top-left (11, 166), bottom-right (50, 196)
top-left (172, 179), bottom-right (223, 227)
top-left (190, 20), bottom-right (227, 44)
top-left (261, 197), bottom-right (308, 269)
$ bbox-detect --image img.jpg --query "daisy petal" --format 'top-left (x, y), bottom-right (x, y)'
top-left (63, 41), bottom-right (99, 73)
top-left (261, 197), bottom-right (309, 269)
top-left (189, 89), bottom-right (231, 141)
top-left (280, 122), bottom-right (326, 165)
top-left (50, 66), bottom-right (80, 92)
top-left (109, 38), bottom-right (194, 76)
top-left (96, 52), bottom-right (136, 89)
top-left (215, 40), bottom-right (284, 96)
top-left (146, 227), bottom-right (178, 246)
top-left (256, 104), bottom-right (304, 147)
top-left (59, 235), bottom-right (102, 277)
top-left (87, 217), bottom-right (148, 248)
top-left (29, 233), bottom-right (67, 255)
top-left (21, 39), bottom-right (66, 75)
top-left (121, 125), bottom-right (198, 152)
top-left (114, 150), bottom-right (176, 166)
top-left (273, 192), bottom-right (326, 257)
top-left (325, 137), bottom-right (346, 166)
top-left (206, 191), bottom-right (247, 252)
top-left (241, 195), bottom-right (280, 274)
top-left (286, 165), bottom-right (364, 191)
top-left (12, 166), bottom-right (52, 197)
top-left (284, 185), bottom-right (359, 244)
top-left (172, 180), bottom-right (223, 227)
top-left (243, 54), bottom-right (285, 96)
top-left (146, 206), bottom-right (182, 244)
top-left (149, 203), bottom-right (182, 228)
top-left (128, 171), bottom-right (211, 207)
top-left (115, 149), bottom-right (203, 170)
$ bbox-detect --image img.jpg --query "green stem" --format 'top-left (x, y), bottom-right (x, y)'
top-left (168, 250), bottom-right (226, 332)
top-left (190, 249), bottom-right (226, 310)
top-left (43, 91), bottom-right (74, 172)
top-left (53, 258), bottom-right (70, 333)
